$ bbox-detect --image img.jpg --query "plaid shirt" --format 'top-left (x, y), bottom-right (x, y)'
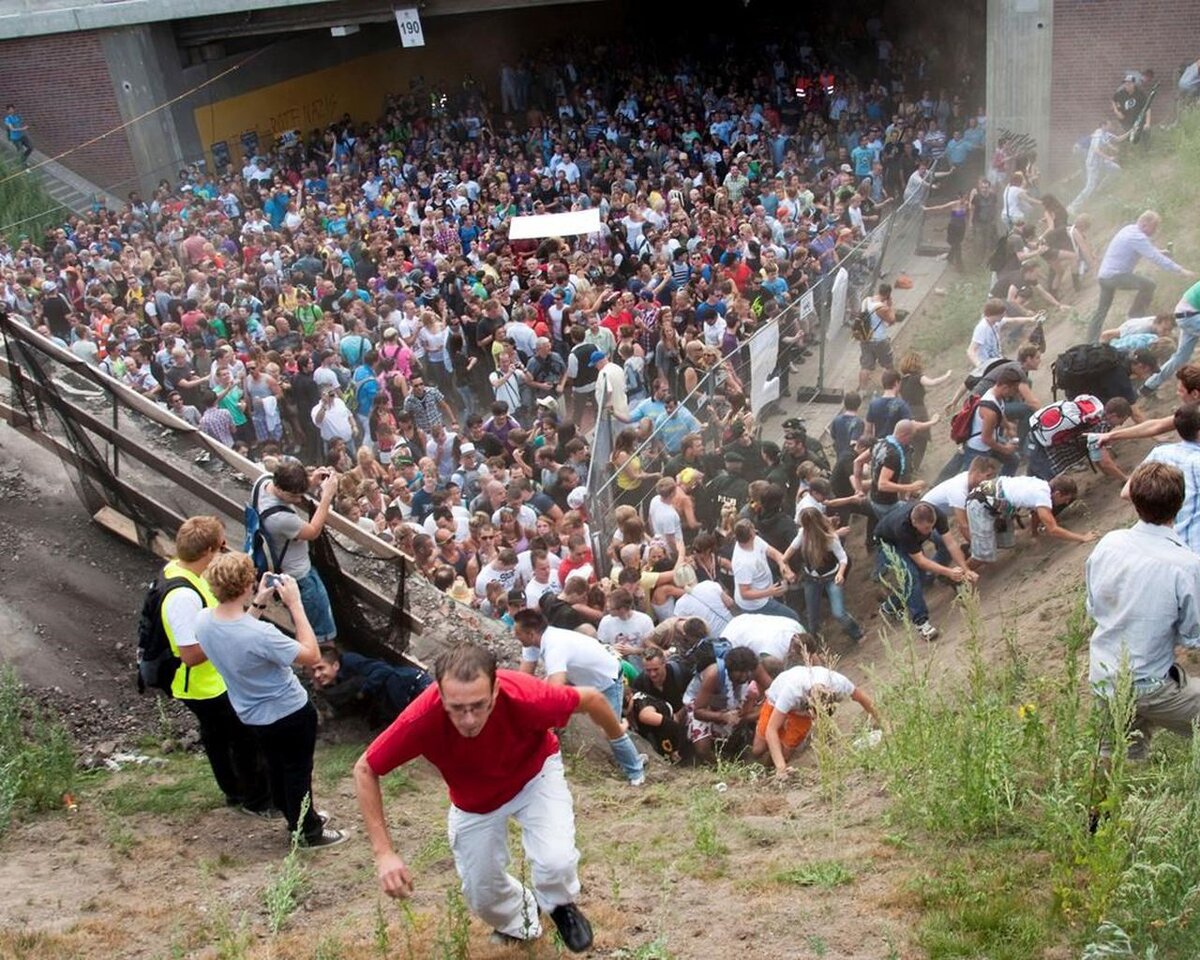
top-left (403, 386), bottom-right (447, 430)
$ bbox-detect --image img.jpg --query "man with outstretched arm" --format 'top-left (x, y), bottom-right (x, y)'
top-left (355, 643), bottom-right (629, 953)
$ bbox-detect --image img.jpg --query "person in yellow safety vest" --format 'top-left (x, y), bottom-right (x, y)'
top-left (162, 516), bottom-right (273, 816)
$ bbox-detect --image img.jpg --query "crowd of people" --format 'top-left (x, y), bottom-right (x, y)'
top-left (18, 17), bottom-right (1200, 952)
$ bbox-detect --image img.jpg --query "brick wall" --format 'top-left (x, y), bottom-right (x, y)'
top-left (0, 30), bottom-right (135, 189)
top-left (1049, 0), bottom-right (1200, 180)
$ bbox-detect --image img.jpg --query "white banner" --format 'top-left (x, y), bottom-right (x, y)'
top-left (799, 289), bottom-right (815, 321)
top-left (830, 267), bottom-right (849, 330)
top-left (508, 208), bottom-right (601, 240)
top-left (749, 323), bottom-right (780, 415)
top-left (394, 8), bottom-right (425, 47)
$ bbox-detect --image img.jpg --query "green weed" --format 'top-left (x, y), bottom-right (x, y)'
top-left (613, 939), bottom-right (675, 960)
top-left (262, 795), bottom-right (310, 933)
top-left (434, 885), bottom-right (471, 960)
top-left (0, 665), bottom-right (75, 834)
top-left (687, 788), bottom-right (727, 860)
top-left (775, 860), bottom-right (854, 889)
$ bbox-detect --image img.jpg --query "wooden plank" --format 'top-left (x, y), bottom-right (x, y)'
top-left (0, 399), bottom-right (420, 631)
top-left (0, 317), bottom-right (416, 565)
top-left (93, 506), bottom-right (174, 558)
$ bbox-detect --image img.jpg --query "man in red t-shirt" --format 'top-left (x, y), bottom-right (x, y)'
top-left (354, 643), bottom-right (626, 953)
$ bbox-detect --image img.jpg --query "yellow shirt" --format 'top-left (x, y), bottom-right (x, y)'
top-left (160, 560), bottom-right (226, 700)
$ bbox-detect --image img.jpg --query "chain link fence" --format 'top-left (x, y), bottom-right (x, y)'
top-left (586, 163), bottom-right (942, 568)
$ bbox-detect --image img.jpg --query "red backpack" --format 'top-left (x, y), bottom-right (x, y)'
top-left (949, 394), bottom-right (1001, 445)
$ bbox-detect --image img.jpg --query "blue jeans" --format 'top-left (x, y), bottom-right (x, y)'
top-left (1145, 313), bottom-right (1200, 391)
top-left (296, 568), bottom-right (337, 641)
top-left (876, 544), bottom-right (930, 625)
top-left (738, 597), bottom-right (802, 622)
top-left (599, 677), bottom-right (644, 782)
top-left (802, 577), bottom-right (862, 640)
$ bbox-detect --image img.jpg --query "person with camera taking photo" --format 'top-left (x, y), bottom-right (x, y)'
top-left (250, 459), bottom-right (340, 643)
top-left (196, 553), bottom-right (345, 849)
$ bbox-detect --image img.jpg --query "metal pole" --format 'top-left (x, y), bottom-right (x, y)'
top-left (111, 390), bottom-right (119, 476)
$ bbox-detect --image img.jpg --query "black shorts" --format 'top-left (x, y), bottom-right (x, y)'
top-left (859, 339), bottom-right (894, 371)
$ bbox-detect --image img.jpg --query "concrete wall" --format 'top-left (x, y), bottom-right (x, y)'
top-left (985, 0), bottom-right (1054, 182)
top-left (0, 30), bottom-right (135, 189)
top-left (1048, 0), bottom-right (1200, 180)
top-left (182, 2), bottom-right (620, 170)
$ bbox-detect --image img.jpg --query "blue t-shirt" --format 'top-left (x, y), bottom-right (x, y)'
top-left (866, 395), bottom-right (912, 439)
top-left (194, 612), bottom-right (306, 726)
top-left (829, 412), bottom-right (865, 456)
top-left (851, 146), bottom-right (874, 177)
top-left (5, 113), bottom-right (23, 142)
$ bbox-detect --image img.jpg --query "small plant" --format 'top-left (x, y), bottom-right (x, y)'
top-left (434, 885), bottom-right (471, 960)
top-left (373, 896), bottom-right (391, 958)
top-left (688, 788), bottom-right (728, 859)
top-left (775, 860), bottom-right (854, 889)
top-left (262, 794), bottom-right (310, 934)
top-left (613, 938), bottom-right (676, 960)
top-left (0, 665), bottom-right (75, 834)
top-left (211, 911), bottom-right (251, 960)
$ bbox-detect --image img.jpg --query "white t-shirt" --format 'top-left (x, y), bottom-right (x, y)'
top-left (720, 614), bottom-right (801, 660)
top-left (766, 665), bottom-right (855, 714)
top-left (474, 562), bottom-right (519, 599)
top-left (516, 548), bottom-right (562, 585)
top-left (794, 491), bottom-right (826, 523)
top-left (162, 588), bottom-right (203, 649)
top-left (674, 581), bottom-right (733, 634)
top-left (998, 476), bottom-right (1053, 511)
top-left (521, 626), bottom-right (620, 688)
top-left (970, 317), bottom-right (1001, 362)
top-left (596, 610), bottom-right (655, 648)
top-left (732, 536), bottom-right (775, 611)
top-left (921, 472), bottom-right (970, 514)
top-left (524, 576), bottom-right (561, 609)
top-left (648, 495), bottom-right (683, 543)
top-left (492, 503), bottom-right (539, 532)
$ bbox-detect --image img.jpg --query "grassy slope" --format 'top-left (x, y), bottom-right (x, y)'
top-left (7, 119), bottom-right (1200, 960)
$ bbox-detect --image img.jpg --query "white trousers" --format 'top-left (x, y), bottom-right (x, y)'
top-left (446, 752), bottom-right (579, 939)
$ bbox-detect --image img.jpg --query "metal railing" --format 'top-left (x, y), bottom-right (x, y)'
top-left (585, 164), bottom-right (942, 564)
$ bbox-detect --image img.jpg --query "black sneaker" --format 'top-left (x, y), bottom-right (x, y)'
top-left (300, 828), bottom-right (348, 850)
top-left (549, 903), bottom-right (593, 954)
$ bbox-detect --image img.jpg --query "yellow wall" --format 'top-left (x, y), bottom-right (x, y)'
top-left (193, 4), bottom-right (618, 167)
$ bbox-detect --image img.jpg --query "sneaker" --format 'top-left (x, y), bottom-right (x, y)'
top-left (916, 621), bottom-right (939, 641)
top-left (878, 602), bottom-right (899, 621)
top-left (549, 903), bottom-right (594, 954)
top-left (489, 930), bottom-right (531, 946)
top-left (300, 828), bottom-right (348, 850)
top-left (237, 805), bottom-right (283, 820)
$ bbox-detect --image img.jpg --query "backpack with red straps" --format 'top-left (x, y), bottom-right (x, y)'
top-left (949, 394), bottom-right (1002, 445)
top-left (1028, 394), bottom-right (1104, 448)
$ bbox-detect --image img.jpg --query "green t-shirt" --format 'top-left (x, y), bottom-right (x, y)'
top-left (220, 386), bottom-right (247, 426)
top-left (1183, 280), bottom-right (1200, 313)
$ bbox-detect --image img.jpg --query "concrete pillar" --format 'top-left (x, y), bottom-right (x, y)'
top-left (985, 0), bottom-right (1054, 181)
top-left (98, 23), bottom-right (198, 196)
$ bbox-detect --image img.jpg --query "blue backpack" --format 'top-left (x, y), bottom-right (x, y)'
top-left (244, 476), bottom-right (292, 575)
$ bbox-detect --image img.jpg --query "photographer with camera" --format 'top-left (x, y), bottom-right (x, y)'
top-left (251, 459), bottom-right (340, 643)
top-left (196, 553), bottom-right (345, 849)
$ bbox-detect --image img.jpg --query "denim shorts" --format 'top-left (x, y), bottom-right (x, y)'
top-left (296, 568), bottom-right (337, 641)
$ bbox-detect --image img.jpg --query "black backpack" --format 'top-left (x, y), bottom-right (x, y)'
top-left (135, 575), bottom-right (203, 694)
top-left (987, 234), bottom-right (1011, 273)
top-left (1051, 343), bottom-right (1120, 399)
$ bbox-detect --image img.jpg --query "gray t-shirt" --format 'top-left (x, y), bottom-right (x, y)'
top-left (255, 480), bottom-right (310, 577)
top-left (194, 611), bottom-right (306, 725)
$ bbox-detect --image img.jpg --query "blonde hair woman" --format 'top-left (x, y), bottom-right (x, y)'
top-left (195, 553), bottom-right (345, 849)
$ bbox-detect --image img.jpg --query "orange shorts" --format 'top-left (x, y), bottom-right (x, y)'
top-left (755, 703), bottom-right (813, 751)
